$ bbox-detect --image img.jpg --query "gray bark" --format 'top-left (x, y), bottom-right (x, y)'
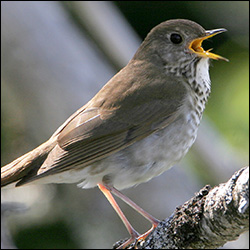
top-left (114, 166), bottom-right (249, 249)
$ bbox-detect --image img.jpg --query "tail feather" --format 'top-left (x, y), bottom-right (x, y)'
top-left (1, 139), bottom-right (55, 187)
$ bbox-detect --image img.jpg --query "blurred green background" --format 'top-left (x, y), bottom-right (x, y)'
top-left (1, 1), bottom-right (249, 249)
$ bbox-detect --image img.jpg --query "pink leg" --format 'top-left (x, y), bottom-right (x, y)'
top-left (98, 183), bottom-right (160, 248)
top-left (108, 185), bottom-right (159, 226)
top-left (98, 184), bottom-right (139, 248)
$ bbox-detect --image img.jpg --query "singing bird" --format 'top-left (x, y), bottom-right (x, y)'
top-left (2, 19), bottom-right (227, 248)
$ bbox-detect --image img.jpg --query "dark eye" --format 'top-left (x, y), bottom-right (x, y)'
top-left (170, 33), bottom-right (182, 44)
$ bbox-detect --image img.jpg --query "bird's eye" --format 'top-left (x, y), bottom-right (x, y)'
top-left (170, 33), bottom-right (182, 44)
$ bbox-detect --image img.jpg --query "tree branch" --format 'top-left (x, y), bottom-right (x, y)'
top-left (114, 166), bottom-right (249, 249)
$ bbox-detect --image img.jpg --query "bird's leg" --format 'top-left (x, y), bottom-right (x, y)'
top-left (108, 185), bottom-right (160, 246)
top-left (108, 185), bottom-right (160, 226)
top-left (98, 184), bottom-right (139, 248)
top-left (98, 183), bottom-right (160, 248)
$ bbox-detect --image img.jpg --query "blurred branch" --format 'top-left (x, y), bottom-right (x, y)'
top-left (114, 166), bottom-right (249, 249)
top-left (1, 1), bottom-right (115, 144)
top-left (1, 202), bottom-right (28, 249)
top-left (63, 1), bottom-right (141, 69)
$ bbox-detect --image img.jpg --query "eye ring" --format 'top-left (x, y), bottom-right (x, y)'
top-left (170, 33), bottom-right (182, 44)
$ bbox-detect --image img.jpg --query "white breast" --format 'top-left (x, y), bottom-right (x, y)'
top-left (195, 58), bottom-right (211, 95)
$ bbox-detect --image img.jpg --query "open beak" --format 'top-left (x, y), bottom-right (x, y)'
top-left (189, 28), bottom-right (228, 61)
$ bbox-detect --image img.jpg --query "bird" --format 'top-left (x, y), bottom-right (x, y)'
top-left (1, 19), bottom-right (227, 248)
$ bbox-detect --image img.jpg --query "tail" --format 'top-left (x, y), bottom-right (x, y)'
top-left (1, 139), bottom-right (56, 187)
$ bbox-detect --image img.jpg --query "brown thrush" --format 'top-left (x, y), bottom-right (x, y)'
top-left (1, 19), bottom-right (227, 248)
